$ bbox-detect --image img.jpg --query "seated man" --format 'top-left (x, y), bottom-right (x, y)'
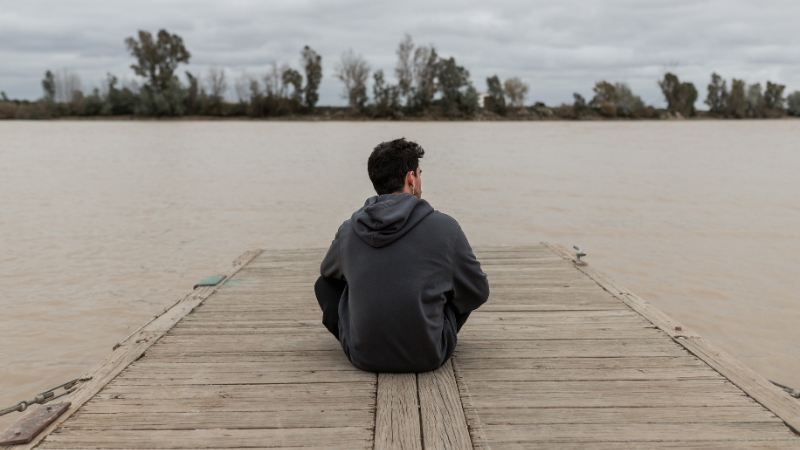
top-left (314, 138), bottom-right (489, 373)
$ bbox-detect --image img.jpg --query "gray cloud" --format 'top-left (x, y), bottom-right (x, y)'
top-left (1, 0), bottom-right (798, 107)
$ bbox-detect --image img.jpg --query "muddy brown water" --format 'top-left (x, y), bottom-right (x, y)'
top-left (1, 120), bottom-right (799, 428)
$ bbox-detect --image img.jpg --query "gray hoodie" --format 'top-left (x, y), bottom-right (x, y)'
top-left (320, 193), bottom-right (489, 373)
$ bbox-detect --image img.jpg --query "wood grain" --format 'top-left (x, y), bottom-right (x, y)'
top-left (418, 360), bottom-right (472, 450)
top-left (374, 373), bottom-right (422, 450)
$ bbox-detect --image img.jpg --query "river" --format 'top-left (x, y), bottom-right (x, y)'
top-left (1, 120), bottom-right (799, 427)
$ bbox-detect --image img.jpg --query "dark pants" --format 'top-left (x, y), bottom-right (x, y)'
top-left (314, 276), bottom-right (346, 340)
top-left (314, 276), bottom-right (472, 340)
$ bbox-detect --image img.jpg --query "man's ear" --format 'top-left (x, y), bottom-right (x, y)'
top-left (406, 170), bottom-right (416, 186)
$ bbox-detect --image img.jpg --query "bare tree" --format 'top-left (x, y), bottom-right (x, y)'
top-left (234, 72), bottom-right (252, 103)
top-left (54, 69), bottom-right (82, 103)
top-left (207, 67), bottom-right (227, 99)
top-left (395, 34), bottom-right (414, 102)
top-left (263, 63), bottom-right (283, 97)
top-left (335, 49), bottom-right (370, 109)
top-left (503, 77), bottom-right (529, 107)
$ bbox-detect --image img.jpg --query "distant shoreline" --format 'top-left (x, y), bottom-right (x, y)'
top-left (4, 108), bottom-right (799, 122)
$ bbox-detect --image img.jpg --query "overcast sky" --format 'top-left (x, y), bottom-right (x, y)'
top-left (1, 0), bottom-right (798, 107)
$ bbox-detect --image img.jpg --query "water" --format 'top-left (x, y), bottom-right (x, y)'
top-left (1, 120), bottom-right (799, 427)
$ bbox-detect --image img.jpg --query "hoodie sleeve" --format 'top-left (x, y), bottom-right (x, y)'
top-left (450, 226), bottom-right (490, 326)
top-left (320, 228), bottom-right (346, 280)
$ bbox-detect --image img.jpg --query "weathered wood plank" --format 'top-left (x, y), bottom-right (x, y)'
top-left (95, 382), bottom-right (375, 399)
top-left (374, 373), bottom-right (421, 450)
top-left (455, 356), bottom-right (706, 370)
top-left (470, 406), bottom-right (781, 425)
top-left (455, 338), bottom-right (689, 358)
top-left (42, 427), bottom-right (373, 448)
top-left (480, 422), bottom-right (797, 443)
top-left (62, 409), bottom-right (374, 430)
top-left (112, 369), bottom-right (375, 385)
top-left (418, 360), bottom-right (472, 450)
top-left (458, 366), bottom-right (719, 382)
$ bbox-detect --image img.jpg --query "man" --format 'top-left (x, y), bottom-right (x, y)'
top-left (315, 138), bottom-right (489, 373)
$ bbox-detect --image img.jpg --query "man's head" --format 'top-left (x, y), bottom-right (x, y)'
top-left (368, 138), bottom-right (424, 197)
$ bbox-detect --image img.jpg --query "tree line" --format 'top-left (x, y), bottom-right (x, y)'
top-left (2, 29), bottom-right (799, 120)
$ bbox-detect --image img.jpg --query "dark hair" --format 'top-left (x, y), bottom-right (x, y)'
top-left (368, 138), bottom-right (425, 195)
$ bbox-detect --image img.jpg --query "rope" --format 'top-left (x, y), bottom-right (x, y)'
top-left (770, 380), bottom-right (800, 398)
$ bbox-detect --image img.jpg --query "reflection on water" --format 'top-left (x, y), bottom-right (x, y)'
top-left (1, 120), bottom-right (799, 427)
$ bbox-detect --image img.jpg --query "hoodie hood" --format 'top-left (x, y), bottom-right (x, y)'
top-left (351, 193), bottom-right (434, 248)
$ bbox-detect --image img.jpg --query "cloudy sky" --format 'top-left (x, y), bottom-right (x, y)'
top-left (1, 0), bottom-right (798, 107)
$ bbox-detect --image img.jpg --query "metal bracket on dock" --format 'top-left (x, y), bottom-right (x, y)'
top-left (194, 275), bottom-right (226, 290)
top-left (0, 402), bottom-right (71, 445)
top-left (572, 245), bottom-right (587, 266)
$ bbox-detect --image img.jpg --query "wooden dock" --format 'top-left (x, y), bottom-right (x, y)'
top-left (9, 244), bottom-right (800, 449)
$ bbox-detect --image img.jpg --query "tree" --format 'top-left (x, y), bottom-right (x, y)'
top-left (395, 34), bottom-right (414, 105)
top-left (234, 73), bottom-right (251, 104)
top-left (613, 83), bottom-right (644, 117)
top-left (282, 68), bottom-right (303, 104)
top-left (411, 45), bottom-right (438, 108)
top-left (787, 91), bottom-right (800, 117)
top-left (185, 72), bottom-right (201, 114)
top-left (764, 81), bottom-right (786, 111)
top-left (503, 77), bottom-right (529, 107)
top-left (42, 70), bottom-right (55, 101)
top-left (54, 69), bottom-right (82, 103)
top-left (436, 57), bottom-right (474, 116)
top-left (727, 79), bottom-right (746, 118)
top-left (263, 63), bottom-right (284, 98)
top-left (104, 73), bottom-right (136, 115)
top-left (746, 83), bottom-right (764, 117)
top-left (485, 75), bottom-right (506, 115)
top-left (704, 73), bottom-right (728, 115)
top-left (659, 73), bottom-right (697, 117)
top-left (372, 70), bottom-right (400, 116)
top-left (248, 77), bottom-right (264, 116)
top-left (591, 81), bottom-right (618, 117)
top-left (335, 49), bottom-right (370, 109)
top-left (207, 67), bottom-right (227, 100)
top-left (301, 46), bottom-right (322, 109)
top-left (125, 29), bottom-right (191, 92)
top-left (573, 93), bottom-right (587, 115)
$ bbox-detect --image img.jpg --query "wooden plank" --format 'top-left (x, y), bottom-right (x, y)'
top-left (454, 339), bottom-right (688, 358)
top-left (78, 399), bottom-right (375, 414)
top-left (119, 360), bottom-right (361, 373)
top-left (94, 382), bottom-right (375, 399)
top-left (547, 243), bottom-right (800, 434)
top-left (463, 382), bottom-right (758, 409)
top-left (470, 406), bottom-right (781, 425)
top-left (374, 373), bottom-right (421, 450)
top-left (455, 356), bottom-right (707, 371)
top-left (139, 350), bottom-right (349, 363)
top-left (480, 422), bottom-right (797, 443)
top-left (451, 358), bottom-right (489, 450)
top-left (41, 427), bottom-right (373, 449)
top-left (62, 409), bottom-right (374, 430)
top-left (11, 250), bottom-right (262, 450)
top-left (418, 360), bottom-right (472, 450)
top-left (459, 366), bottom-right (719, 382)
top-left (112, 369), bottom-right (375, 385)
